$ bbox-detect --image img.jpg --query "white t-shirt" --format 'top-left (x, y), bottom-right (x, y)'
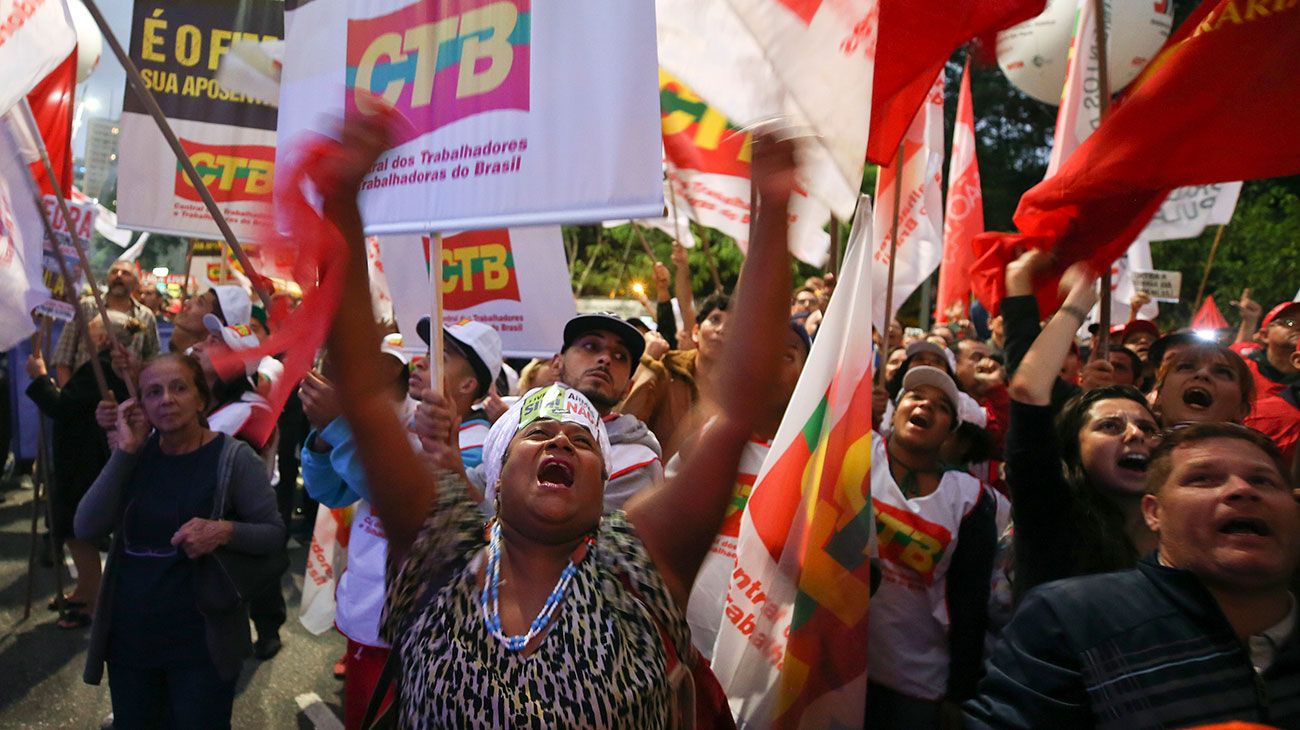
top-left (867, 433), bottom-right (1009, 700)
top-left (677, 438), bottom-right (772, 661)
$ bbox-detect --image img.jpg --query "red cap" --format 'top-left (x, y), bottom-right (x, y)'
top-left (1262, 301), bottom-right (1300, 328)
top-left (1122, 320), bottom-right (1160, 341)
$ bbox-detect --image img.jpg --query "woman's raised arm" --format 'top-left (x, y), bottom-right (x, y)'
top-left (627, 132), bottom-right (796, 607)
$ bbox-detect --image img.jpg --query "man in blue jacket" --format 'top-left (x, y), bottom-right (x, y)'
top-left (966, 422), bottom-right (1300, 729)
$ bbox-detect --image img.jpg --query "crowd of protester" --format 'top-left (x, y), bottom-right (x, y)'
top-left (6, 122), bottom-right (1300, 729)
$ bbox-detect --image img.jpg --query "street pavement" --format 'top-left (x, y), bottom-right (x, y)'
top-left (0, 477), bottom-right (349, 729)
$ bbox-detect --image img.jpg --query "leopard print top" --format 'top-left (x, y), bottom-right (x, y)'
top-left (380, 475), bottom-right (693, 729)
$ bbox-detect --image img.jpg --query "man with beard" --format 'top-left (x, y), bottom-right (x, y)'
top-left (416, 312), bottom-right (664, 512)
top-left (52, 261), bottom-right (159, 386)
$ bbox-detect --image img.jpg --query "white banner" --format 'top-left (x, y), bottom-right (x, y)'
top-left (115, 0), bottom-right (282, 239)
top-left (1130, 269), bottom-right (1182, 303)
top-left (277, 0), bottom-right (662, 233)
top-left (871, 71), bottom-right (944, 332)
top-left (379, 226), bottom-right (576, 358)
top-left (0, 0), bottom-right (75, 116)
top-left (1141, 182), bottom-right (1242, 241)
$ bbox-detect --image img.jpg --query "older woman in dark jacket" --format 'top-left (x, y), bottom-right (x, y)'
top-left (77, 353), bottom-right (283, 729)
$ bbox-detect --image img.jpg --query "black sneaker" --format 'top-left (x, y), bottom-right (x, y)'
top-left (253, 633), bottom-right (282, 660)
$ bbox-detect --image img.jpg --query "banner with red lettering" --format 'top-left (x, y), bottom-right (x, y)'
top-left (935, 58), bottom-right (982, 322)
top-left (115, 0), bottom-right (282, 239)
top-left (277, 0), bottom-right (662, 233)
top-left (871, 71), bottom-right (944, 332)
top-left (0, 0), bottom-right (75, 117)
top-left (0, 119), bottom-right (48, 349)
top-left (378, 227), bottom-right (575, 358)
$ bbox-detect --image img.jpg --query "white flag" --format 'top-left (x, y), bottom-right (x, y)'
top-left (0, 0), bottom-right (75, 116)
top-left (1045, 0), bottom-right (1099, 178)
top-left (1141, 182), bottom-right (1243, 241)
top-left (871, 71), bottom-right (944, 332)
top-left (656, 0), bottom-right (877, 221)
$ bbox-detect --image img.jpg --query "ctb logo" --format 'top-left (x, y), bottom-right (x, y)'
top-left (346, 0), bottom-right (531, 145)
top-left (175, 139), bottom-right (275, 204)
top-left (435, 228), bottom-right (521, 309)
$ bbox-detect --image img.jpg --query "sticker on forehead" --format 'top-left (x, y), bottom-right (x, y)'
top-left (517, 385), bottom-right (599, 436)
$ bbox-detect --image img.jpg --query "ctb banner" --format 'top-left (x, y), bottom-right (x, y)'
top-left (277, 0), bottom-right (662, 233)
top-left (116, 0), bottom-right (282, 239)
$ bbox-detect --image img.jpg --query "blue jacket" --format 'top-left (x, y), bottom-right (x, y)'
top-left (966, 556), bottom-right (1300, 729)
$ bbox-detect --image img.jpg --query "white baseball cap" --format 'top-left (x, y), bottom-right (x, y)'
top-left (210, 284), bottom-right (252, 327)
top-left (417, 316), bottom-right (503, 399)
top-left (898, 365), bottom-right (962, 426)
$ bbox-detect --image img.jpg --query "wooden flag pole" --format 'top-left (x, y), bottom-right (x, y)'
top-left (18, 100), bottom-right (120, 356)
top-left (1193, 224), bottom-right (1228, 312)
top-left (878, 142), bottom-right (905, 387)
top-left (78, 0), bottom-right (271, 309)
top-left (1092, 0), bottom-right (1114, 361)
top-left (829, 217), bottom-right (841, 278)
top-left (428, 233), bottom-right (445, 389)
top-left (630, 222), bottom-right (658, 260)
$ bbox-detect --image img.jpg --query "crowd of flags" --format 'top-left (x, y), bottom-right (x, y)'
top-left (1, 0), bottom-right (1298, 725)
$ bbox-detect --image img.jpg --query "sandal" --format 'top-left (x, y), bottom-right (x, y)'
top-left (56, 610), bottom-right (93, 630)
top-left (47, 597), bottom-right (88, 612)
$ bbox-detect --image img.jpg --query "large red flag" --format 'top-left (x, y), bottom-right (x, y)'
top-left (935, 57), bottom-right (983, 322)
top-left (971, 0), bottom-right (1300, 315)
top-left (866, 0), bottom-right (1044, 166)
top-left (25, 52), bottom-right (75, 196)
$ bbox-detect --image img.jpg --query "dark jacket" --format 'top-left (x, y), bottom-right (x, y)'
top-left (965, 556), bottom-right (1300, 729)
top-left (75, 435), bottom-right (284, 684)
top-left (26, 352), bottom-right (130, 516)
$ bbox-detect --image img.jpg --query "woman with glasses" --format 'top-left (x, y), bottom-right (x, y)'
top-left (75, 353), bottom-right (283, 729)
top-left (1004, 264), bottom-right (1162, 601)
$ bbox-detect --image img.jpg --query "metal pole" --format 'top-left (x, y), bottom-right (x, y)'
top-left (78, 0), bottom-right (271, 309)
top-left (878, 142), bottom-right (905, 387)
top-left (1194, 224), bottom-right (1228, 311)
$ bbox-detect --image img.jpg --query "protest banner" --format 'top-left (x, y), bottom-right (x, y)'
top-left (277, 0), bottom-right (662, 233)
top-left (0, 122), bottom-right (48, 349)
top-left (1130, 269), bottom-right (1182, 303)
top-left (1141, 182), bottom-right (1242, 241)
top-left (379, 226), bottom-right (575, 358)
top-left (115, 0), bottom-right (282, 239)
top-left (34, 193), bottom-right (96, 321)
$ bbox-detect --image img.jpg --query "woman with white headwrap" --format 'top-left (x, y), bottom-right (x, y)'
top-left (319, 118), bottom-right (801, 728)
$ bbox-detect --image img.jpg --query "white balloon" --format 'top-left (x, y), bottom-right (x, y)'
top-left (68, 0), bottom-right (103, 83)
top-left (996, 0), bottom-right (1173, 105)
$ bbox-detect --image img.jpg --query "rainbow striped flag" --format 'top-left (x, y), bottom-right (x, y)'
top-left (711, 195), bottom-right (875, 728)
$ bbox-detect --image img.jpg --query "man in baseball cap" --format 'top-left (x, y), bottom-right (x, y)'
top-left (438, 311), bottom-right (663, 513)
top-left (416, 317), bottom-right (503, 469)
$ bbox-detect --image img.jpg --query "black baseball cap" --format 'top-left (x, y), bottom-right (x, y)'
top-left (562, 312), bottom-right (646, 370)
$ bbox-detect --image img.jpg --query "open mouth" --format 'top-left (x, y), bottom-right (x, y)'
top-left (908, 413), bottom-right (932, 429)
top-left (1116, 453), bottom-right (1150, 473)
top-left (537, 458), bottom-right (575, 489)
top-left (1182, 387), bottom-right (1214, 410)
top-left (1219, 517), bottom-right (1271, 537)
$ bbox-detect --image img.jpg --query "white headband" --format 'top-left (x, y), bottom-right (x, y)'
top-left (480, 384), bottom-right (611, 497)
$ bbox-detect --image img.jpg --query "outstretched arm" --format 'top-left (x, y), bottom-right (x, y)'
top-left (627, 132), bottom-right (795, 607)
top-left (319, 118), bottom-right (442, 565)
top-left (1008, 261), bottom-right (1098, 407)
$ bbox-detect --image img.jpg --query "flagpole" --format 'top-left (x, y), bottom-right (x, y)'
top-left (428, 233), bottom-right (445, 391)
top-left (18, 100), bottom-right (125, 375)
top-left (77, 0), bottom-right (271, 309)
top-left (829, 217), bottom-right (841, 278)
top-left (183, 238), bottom-right (196, 297)
top-left (878, 141), bottom-right (905, 387)
top-left (1092, 0), bottom-right (1114, 361)
top-left (1193, 224), bottom-right (1228, 311)
top-left (630, 222), bottom-right (658, 260)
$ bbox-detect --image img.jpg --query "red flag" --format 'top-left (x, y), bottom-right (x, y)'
top-left (1192, 295), bottom-right (1230, 331)
top-left (25, 52), bottom-right (75, 196)
top-left (866, 0), bottom-right (1045, 166)
top-left (971, 0), bottom-right (1300, 315)
top-left (935, 58), bottom-right (983, 322)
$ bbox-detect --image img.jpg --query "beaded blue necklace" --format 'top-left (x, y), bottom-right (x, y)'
top-left (480, 519), bottom-right (596, 652)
